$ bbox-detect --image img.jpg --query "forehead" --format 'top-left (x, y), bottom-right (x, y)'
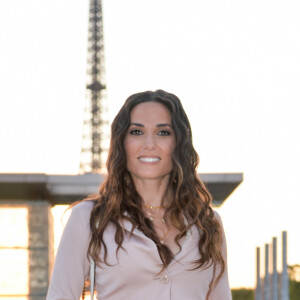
top-left (130, 102), bottom-right (171, 123)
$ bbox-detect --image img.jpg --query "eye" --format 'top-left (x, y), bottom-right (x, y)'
top-left (129, 129), bottom-right (143, 135)
top-left (158, 130), bottom-right (171, 136)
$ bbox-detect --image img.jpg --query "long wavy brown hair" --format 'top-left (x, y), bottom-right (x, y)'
top-left (85, 90), bottom-right (225, 298)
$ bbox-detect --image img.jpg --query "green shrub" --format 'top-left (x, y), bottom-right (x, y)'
top-left (231, 288), bottom-right (254, 300)
top-left (290, 279), bottom-right (300, 299)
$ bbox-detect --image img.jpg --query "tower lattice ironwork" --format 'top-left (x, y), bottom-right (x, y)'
top-left (80, 0), bottom-right (107, 173)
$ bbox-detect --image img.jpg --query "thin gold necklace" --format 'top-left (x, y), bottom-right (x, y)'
top-left (145, 203), bottom-right (166, 209)
top-left (145, 211), bottom-right (165, 223)
top-left (145, 210), bottom-right (170, 244)
top-left (159, 227), bottom-right (171, 244)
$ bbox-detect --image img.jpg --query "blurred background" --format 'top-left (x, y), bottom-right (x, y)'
top-left (0, 0), bottom-right (300, 299)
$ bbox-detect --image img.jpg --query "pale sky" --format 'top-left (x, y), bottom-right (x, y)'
top-left (1, 0), bottom-right (300, 288)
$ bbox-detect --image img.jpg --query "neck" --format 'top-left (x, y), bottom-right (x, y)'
top-left (132, 176), bottom-right (170, 207)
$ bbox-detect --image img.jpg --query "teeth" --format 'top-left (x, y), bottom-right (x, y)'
top-left (139, 157), bottom-right (160, 162)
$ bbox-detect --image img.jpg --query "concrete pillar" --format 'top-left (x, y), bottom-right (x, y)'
top-left (28, 201), bottom-right (54, 300)
top-left (255, 247), bottom-right (262, 300)
top-left (272, 237), bottom-right (278, 300)
top-left (264, 244), bottom-right (270, 300)
top-left (281, 231), bottom-right (289, 300)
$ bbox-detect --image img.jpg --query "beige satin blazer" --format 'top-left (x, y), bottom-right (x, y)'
top-left (46, 201), bottom-right (232, 300)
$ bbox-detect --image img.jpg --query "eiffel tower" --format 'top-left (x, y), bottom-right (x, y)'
top-left (80, 0), bottom-right (107, 173)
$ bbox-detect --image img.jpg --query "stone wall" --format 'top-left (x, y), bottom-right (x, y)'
top-left (28, 201), bottom-right (54, 300)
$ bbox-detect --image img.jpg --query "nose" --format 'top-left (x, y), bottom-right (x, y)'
top-left (143, 134), bottom-right (156, 150)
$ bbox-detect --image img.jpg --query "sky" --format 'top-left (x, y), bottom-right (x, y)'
top-left (1, 0), bottom-right (300, 288)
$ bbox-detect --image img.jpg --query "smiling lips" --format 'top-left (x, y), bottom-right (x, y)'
top-left (138, 156), bottom-right (161, 163)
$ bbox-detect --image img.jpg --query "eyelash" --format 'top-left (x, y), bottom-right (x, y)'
top-left (158, 130), bottom-right (171, 136)
top-left (129, 129), bottom-right (143, 135)
top-left (129, 129), bottom-right (171, 136)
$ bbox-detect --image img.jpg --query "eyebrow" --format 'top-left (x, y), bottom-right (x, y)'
top-left (130, 122), bottom-right (173, 128)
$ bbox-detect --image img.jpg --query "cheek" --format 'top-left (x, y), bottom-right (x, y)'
top-left (124, 136), bottom-right (140, 161)
top-left (124, 140), bottom-right (133, 170)
top-left (163, 139), bottom-right (176, 156)
top-left (124, 136), bottom-right (133, 154)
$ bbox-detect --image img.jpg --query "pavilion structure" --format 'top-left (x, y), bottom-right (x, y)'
top-left (0, 172), bottom-right (242, 300)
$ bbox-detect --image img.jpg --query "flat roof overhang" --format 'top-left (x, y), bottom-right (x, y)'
top-left (0, 173), bottom-right (243, 206)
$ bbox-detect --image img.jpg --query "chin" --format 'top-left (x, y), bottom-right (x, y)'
top-left (131, 171), bottom-right (172, 181)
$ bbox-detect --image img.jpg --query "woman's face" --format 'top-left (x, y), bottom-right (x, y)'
top-left (124, 101), bottom-right (176, 182)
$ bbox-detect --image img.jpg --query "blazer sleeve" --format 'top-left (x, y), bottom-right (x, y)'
top-left (209, 212), bottom-right (232, 300)
top-left (46, 202), bottom-right (92, 300)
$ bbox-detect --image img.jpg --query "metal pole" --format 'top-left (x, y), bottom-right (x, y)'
top-left (264, 244), bottom-right (270, 300)
top-left (256, 247), bottom-right (262, 300)
top-left (281, 231), bottom-right (289, 300)
top-left (272, 237), bottom-right (278, 300)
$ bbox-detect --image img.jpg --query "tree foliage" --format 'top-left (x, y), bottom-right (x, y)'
top-left (231, 288), bottom-right (253, 300)
top-left (289, 264), bottom-right (300, 299)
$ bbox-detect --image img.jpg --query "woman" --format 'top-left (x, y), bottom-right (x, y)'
top-left (47, 90), bottom-right (232, 300)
